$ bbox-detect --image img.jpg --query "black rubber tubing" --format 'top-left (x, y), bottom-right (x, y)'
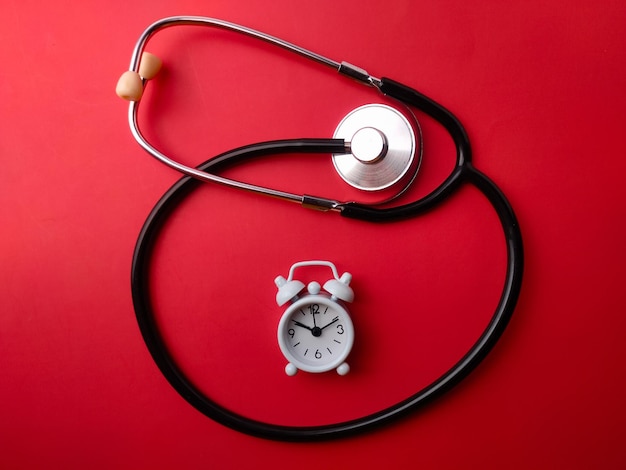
top-left (130, 81), bottom-right (524, 441)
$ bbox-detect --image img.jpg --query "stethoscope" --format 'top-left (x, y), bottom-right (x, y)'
top-left (117, 16), bottom-right (523, 441)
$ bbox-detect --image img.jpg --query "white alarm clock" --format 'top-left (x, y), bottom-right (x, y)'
top-left (275, 261), bottom-right (355, 376)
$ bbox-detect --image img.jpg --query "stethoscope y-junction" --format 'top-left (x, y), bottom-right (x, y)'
top-left (117, 16), bottom-right (523, 441)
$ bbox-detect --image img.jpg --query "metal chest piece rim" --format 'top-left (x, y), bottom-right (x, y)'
top-left (332, 104), bottom-right (419, 193)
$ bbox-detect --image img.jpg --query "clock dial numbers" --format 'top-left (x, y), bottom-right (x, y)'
top-left (286, 307), bottom-right (347, 363)
top-left (277, 295), bottom-right (354, 374)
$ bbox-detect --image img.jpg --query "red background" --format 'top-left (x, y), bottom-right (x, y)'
top-left (2, 1), bottom-right (625, 468)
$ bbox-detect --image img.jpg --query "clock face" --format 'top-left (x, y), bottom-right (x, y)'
top-left (277, 295), bottom-right (354, 373)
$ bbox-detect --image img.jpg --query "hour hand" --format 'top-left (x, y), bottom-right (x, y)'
top-left (292, 320), bottom-right (313, 331)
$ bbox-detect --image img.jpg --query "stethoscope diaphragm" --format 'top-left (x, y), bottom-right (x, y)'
top-left (332, 104), bottom-right (420, 198)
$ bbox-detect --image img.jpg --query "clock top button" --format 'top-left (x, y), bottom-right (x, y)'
top-left (307, 281), bottom-right (321, 295)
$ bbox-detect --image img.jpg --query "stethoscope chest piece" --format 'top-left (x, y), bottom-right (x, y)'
top-left (333, 104), bottom-right (420, 194)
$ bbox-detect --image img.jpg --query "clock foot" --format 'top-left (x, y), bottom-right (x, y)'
top-left (336, 363), bottom-right (350, 376)
top-left (285, 363), bottom-right (298, 376)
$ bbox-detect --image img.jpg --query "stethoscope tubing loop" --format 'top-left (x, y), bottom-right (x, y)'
top-left (131, 146), bottom-right (523, 442)
top-left (126, 16), bottom-right (523, 441)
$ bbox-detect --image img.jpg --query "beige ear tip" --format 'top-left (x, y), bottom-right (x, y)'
top-left (116, 71), bottom-right (144, 101)
top-left (139, 52), bottom-right (162, 80)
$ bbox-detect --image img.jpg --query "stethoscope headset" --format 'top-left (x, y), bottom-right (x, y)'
top-left (116, 16), bottom-right (523, 441)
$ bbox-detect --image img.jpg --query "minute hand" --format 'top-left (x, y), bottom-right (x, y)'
top-left (320, 316), bottom-right (340, 330)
